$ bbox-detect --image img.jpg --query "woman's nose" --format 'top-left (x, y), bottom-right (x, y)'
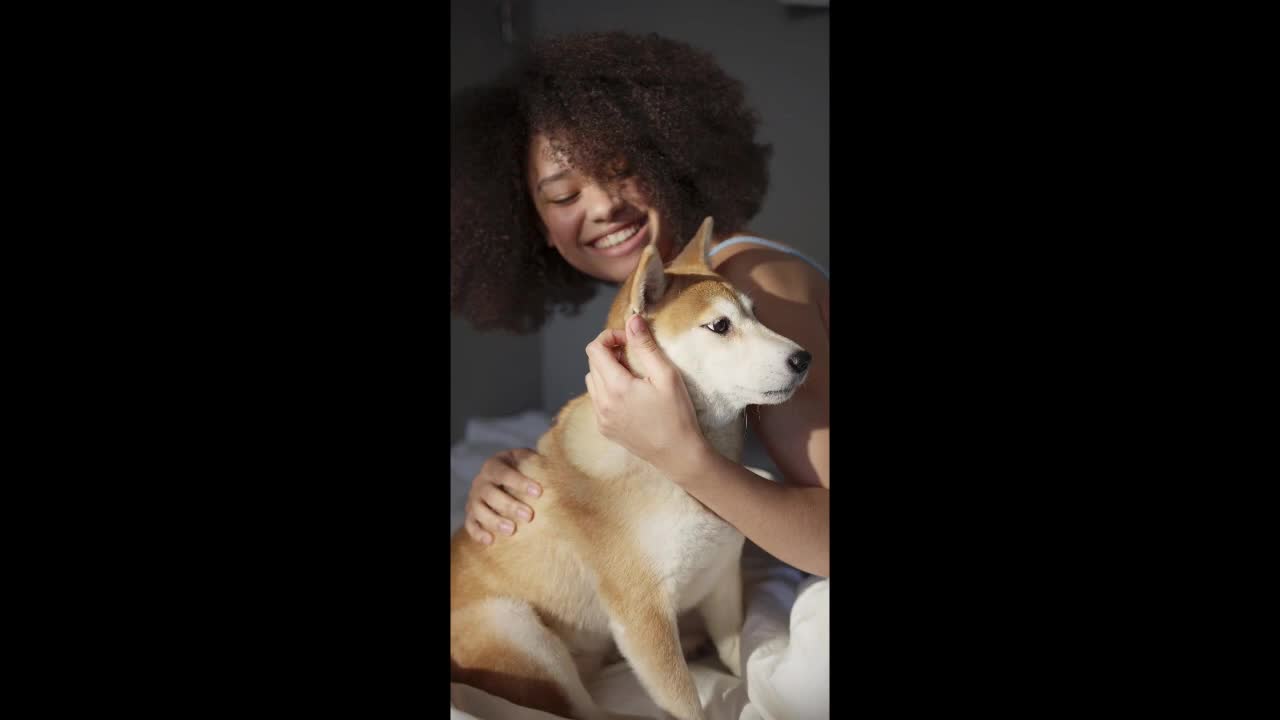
top-left (585, 184), bottom-right (626, 221)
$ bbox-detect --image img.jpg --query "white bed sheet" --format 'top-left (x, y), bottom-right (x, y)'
top-left (449, 413), bottom-right (829, 720)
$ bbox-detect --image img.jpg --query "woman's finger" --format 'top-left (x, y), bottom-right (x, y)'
top-left (486, 450), bottom-right (542, 498)
top-left (472, 499), bottom-right (516, 537)
top-left (585, 330), bottom-right (634, 388)
top-left (585, 372), bottom-right (603, 419)
top-left (482, 484), bottom-right (534, 523)
top-left (592, 327), bottom-right (628, 349)
top-left (465, 516), bottom-right (494, 546)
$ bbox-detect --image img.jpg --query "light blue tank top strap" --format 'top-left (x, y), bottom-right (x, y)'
top-left (706, 235), bottom-right (830, 280)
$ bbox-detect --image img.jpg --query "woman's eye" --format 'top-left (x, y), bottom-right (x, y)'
top-left (550, 192), bottom-right (580, 205)
top-left (705, 317), bottom-right (731, 334)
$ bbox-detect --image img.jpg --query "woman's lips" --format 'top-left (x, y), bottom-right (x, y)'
top-left (586, 218), bottom-right (649, 257)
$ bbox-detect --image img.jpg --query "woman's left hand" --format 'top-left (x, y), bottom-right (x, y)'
top-left (584, 314), bottom-right (706, 473)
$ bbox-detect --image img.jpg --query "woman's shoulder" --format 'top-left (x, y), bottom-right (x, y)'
top-left (708, 233), bottom-right (829, 304)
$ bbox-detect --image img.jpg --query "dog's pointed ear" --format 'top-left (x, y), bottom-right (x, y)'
top-left (628, 242), bottom-right (666, 315)
top-left (667, 216), bottom-right (715, 274)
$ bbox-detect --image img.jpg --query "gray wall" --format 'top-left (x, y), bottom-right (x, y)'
top-left (451, 0), bottom-right (543, 443)
top-left (540, 284), bottom-right (616, 414)
top-left (451, 0), bottom-right (829, 435)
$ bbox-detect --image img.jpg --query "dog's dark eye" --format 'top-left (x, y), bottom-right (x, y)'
top-left (705, 317), bottom-right (731, 334)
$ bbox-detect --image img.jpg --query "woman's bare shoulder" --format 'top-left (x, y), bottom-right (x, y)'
top-left (710, 234), bottom-right (828, 308)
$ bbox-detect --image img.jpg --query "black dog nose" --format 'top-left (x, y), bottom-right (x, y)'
top-left (788, 350), bottom-right (811, 374)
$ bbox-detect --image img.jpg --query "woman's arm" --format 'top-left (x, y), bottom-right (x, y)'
top-left (665, 441), bottom-right (829, 577)
top-left (677, 249), bottom-right (830, 576)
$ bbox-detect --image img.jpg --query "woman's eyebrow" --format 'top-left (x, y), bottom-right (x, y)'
top-left (536, 170), bottom-right (570, 191)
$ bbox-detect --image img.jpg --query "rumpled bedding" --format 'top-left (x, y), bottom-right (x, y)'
top-left (449, 412), bottom-right (829, 720)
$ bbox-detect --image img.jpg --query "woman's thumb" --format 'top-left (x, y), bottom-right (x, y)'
top-left (627, 314), bottom-right (664, 358)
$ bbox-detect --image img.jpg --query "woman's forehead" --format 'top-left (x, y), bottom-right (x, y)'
top-left (528, 133), bottom-right (572, 172)
top-left (530, 134), bottom-right (562, 159)
top-left (527, 132), bottom-right (632, 186)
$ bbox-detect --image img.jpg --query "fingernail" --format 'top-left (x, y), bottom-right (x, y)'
top-left (500, 521), bottom-right (514, 535)
top-left (527, 484), bottom-right (541, 497)
top-left (628, 315), bottom-right (645, 335)
top-left (517, 508), bottom-right (532, 521)
top-left (481, 534), bottom-right (492, 545)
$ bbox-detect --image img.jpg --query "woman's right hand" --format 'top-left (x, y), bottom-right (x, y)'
top-left (464, 448), bottom-right (542, 545)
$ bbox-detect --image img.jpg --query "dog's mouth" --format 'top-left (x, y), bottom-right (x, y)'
top-left (759, 385), bottom-right (801, 404)
top-left (759, 371), bottom-right (809, 402)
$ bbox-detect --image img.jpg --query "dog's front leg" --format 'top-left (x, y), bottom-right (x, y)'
top-left (602, 591), bottom-right (705, 720)
top-left (697, 560), bottom-right (744, 677)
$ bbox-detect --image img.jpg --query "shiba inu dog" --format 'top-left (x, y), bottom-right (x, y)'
top-left (450, 217), bottom-right (811, 720)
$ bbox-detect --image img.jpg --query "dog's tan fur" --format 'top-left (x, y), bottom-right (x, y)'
top-left (450, 217), bottom-right (808, 720)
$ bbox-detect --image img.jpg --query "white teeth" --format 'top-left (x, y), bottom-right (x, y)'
top-left (595, 223), bottom-right (641, 249)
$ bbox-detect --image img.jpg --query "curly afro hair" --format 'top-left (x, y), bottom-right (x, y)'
top-left (451, 31), bottom-right (772, 333)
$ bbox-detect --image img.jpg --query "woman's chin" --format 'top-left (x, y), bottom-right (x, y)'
top-left (571, 249), bottom-right (645, 284)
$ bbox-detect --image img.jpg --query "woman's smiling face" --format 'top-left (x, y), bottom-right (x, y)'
top-left (526, 133), bottom-right (675, 284)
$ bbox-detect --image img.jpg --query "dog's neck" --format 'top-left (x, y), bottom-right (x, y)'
top-left (684, 382), bottom-right (747, 456)
top-left (560, 391), bottom-right (742, 481)
top-left (559, 370), bottom-right (745, 481)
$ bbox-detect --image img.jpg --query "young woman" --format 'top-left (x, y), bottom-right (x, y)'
top-left (451, 31), bottom-right (829, 577)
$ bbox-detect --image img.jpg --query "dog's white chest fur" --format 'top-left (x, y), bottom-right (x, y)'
top-left (635, 488), bottom-right (744, 611)
top-left (561, 399), bottom-right (747, 611)
top-left (627, 423), bottom-right (745, 611)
